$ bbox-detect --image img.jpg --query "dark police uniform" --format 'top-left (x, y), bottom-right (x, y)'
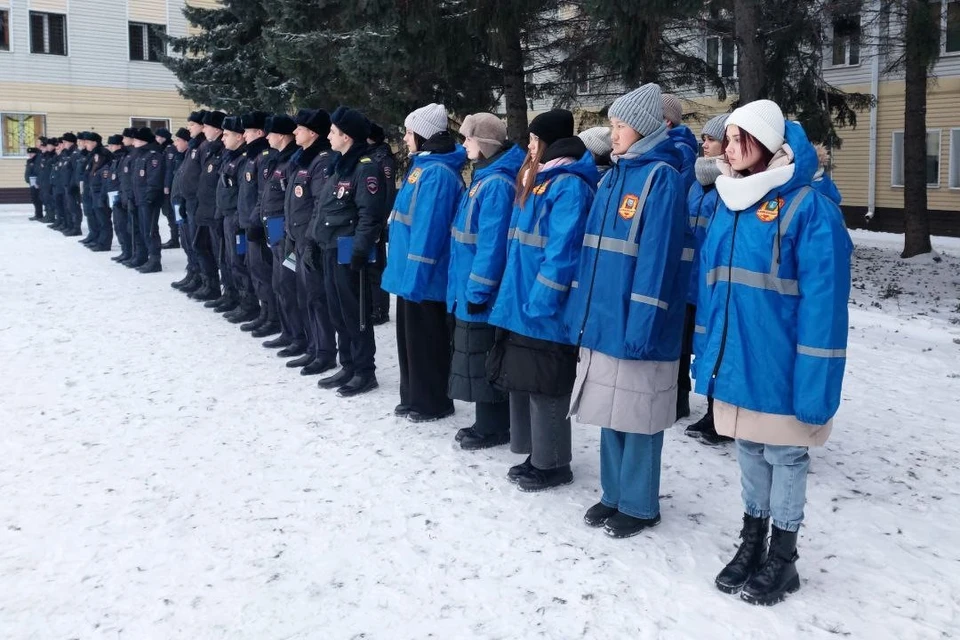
top-left (88, 146), bottom-right (113, 249)
top-left (52, 148), bottom-right (73, 230)
top-left (177, 134), bottom-right (208, 277)
top-left (308, 142), bottom-right (387, 382)
top-left (214, 145), bottom-right (246, 304)
top-left (25, 153), bottom-right (43, 220)
top-left (367, 141), bottom-right (398, 321)
top-left (69, 146), bottom-right (87, 235)
top-left (236, 136), bottom-right (274, 319)
top-left (116, 146), bottom-right (136, 259)
top-left (260, 140), bottom-right (300, 342)
top-left (285, 141), bottom-right (337, 366)
top-left (133, 142), bottom-right (166, 266)
top-left (194, 137), bottom-right (225, 284)
top-left (161, 141), bottom-right (181, 246)
top-left (38, 149), bottom-right (55, 221)
top-left (80, 147), bottom-right (99, 241)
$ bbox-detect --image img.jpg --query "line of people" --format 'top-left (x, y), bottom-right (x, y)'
top-left (25, 86), bottom-right (851, 608)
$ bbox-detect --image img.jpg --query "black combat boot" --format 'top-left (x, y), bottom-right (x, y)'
top-left (171, 271), bottom-right (196, 290)
top-left (251, 321), bottom-right (281, 339)
top-left (715, 514), bottom-right (770, 594)
top-left (240, 308), bottom-right (268, 332)
top-left (180, 273), bottom-right (204, 294)
top-left (515, 464), bottom-right (573, 493)
top-left (227, 304), bottom-right (260, 324)
top-left (161, 238), bottom-right (180, 250)
top-left (740, 526), bottom-right (800, 606)
top-left (137, 258), bottom-right (162, 274)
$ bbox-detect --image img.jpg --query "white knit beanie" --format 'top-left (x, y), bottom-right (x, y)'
top-left (404, 103), bottom-right (449, 139)
top-left (725, 100), bottom-right (785, 153)
top-left (608, 83), bottom-right (664, 138)
top-left (460, 113), bottom-right (507, 159)
top-left (661, 94), bottom-right (683, 126)
top-left (578, 126), bottom-right (612, 158)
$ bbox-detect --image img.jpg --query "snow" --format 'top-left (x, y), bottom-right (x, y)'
top-left (1, 206), bottom-right (958, 639)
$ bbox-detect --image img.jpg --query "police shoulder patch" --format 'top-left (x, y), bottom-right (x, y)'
top-left (366, 176), bottom-right (379, 195)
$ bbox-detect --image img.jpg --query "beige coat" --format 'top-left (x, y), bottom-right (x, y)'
top-left (714, 400), bottom-right (833, 447)
top-left (569, 349), bottom-right (679, 435)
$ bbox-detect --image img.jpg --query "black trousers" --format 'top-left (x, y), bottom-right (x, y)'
top-left (129, 199), bottom-right (147, 261)
top-left (192, 221), bottom-right (218, 279)
top-left (396, 297), bottom-right (454, 416)
top-left (296, 241), bottom-right (337, 362)
top-left (247, 234), bottom-right (277, 321)
top-left (68, 187), bottom-right (82, 231)
top-left (95, 204), bottom-right (113, 249)
top-left (679, 303), bottom-right (696, 395)
top-left (30, 187), bottom-right (43, 218)
top-left (272, 242), bottom-right (303, 343)
top-left (139, 200), bottom-right (163, 262)
top-left (162, 194), bottom-right (179, 241)
top-left (323, 248), bottom-right (376, 375)
top-left (113, 201), bottom-right (131, 254)
top-left (211, 218), bottom-right (234, 292)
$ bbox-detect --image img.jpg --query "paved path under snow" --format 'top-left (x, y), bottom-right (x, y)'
top-left (0, 210), bottom-right (958, 639)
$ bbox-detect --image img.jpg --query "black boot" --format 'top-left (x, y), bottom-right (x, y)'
top-left (300, 358), bottom-right (336, 376)
top-left (161, 238), bottom-right (180, 250)
top-left (190, 277), bottom-right (221, 302)
top-left (262, 335), bottom-right (292, 349)
top-left (251, 321), bottom-right (281, 339)
top-left (676, 391), bottom-right (690, 421)
top-left (180, 273), bottom-right (204, 294)
top-left (583, 502), bottom-right (619, 528)
top-left (459, 429), bottom-right (510, 451)
top-left (227, 305), bottom-right (261, 325)
top-left (204, 293), bottom-right (230, 308)
top-left (171, 271), bottom-right (196, 290)
top-left (241, 308), bottom-right (268, 332)
top-left (715, 514), bottom-right (770, 594)
top-left (286, 353), bottom-right (314, 369)
top-left (336, 373), bottom-right (379, 398)
top-left (699, 424), bottom-right (734, 446)
top-left (740, 527), bottom-right (800, 606)
top-left (395, 404), bottom-right (413, 418)
top-left (685, 399), bottom-right (714, 438)
top-left (214, 294), bottom-right (239, 314)
top-left (112, 252), bottom-right (131, 263)
top-left (137, 258), bottom-right (162, 273)
top-left (604, 512), bottom-right (661, 538)
top-left (370, 311), bottom-right (390, 326)
top-left (318, 368), bottom-right (354, 390)
top-left (507, 456), bottom-right (534, 483)
top-left (515, 464), bottom-right (573, 493)
top-left (277, 342), bottom-right (306, 358)
top-left (407, 406), bottom-right (455, 423)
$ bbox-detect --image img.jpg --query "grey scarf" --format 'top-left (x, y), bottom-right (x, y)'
top-left (695, 156), bottom-right (722, 187)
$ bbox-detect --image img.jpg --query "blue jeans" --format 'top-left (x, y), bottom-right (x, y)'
top-left (737, 439), bottom-right (810, 532)
top-left (600, 429), bottom-right (664, 519)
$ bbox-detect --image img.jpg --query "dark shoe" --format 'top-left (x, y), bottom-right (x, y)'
top-left (685, 411), bottom-right (714, 438)
top-left (161, 238), bottom-right (180, 250)
top-left (64, 228), bottom-right (82, 237)
top-left (241, 309), bottom-right (269, 332)
top-left (370, 312), bottom-right (389, 326)
top-left (301, 359), bottom-right (336, 376)
top-left (460, 430), bottom-right (510, 451)
top-left (715, 514), bottom-right (770, 594)
top-left (740, 527), bottom-right (800, 606)
top-left (171, 272), bottom-right (196, 290)
top-left (583, 502), bottom-right (619, 528)
top-left (112, 253), bottom-right (131, 263)
top-left (204, 294), bottom-right (230, 308)
top-left (277, 342), bottom-right (306, 358)
top-left (336, 374), bottom-right (379, 398)
top-left (227, 306), bottom-right (260, 324)
top-left (454, 426), bottom-right (472, 442)
top-left (318, 368), bottom-right (354, 390)
top-left (507, 456), bottom-right (534, 483)
top-left (263, 335), bottom-right (292, 349)
top-left (180, 274), bottom-right (204, 294)
top-left (251, 322), bottom-right (282, 339)
top-left (91, 246), bottom-right (112, 252)
top-left (676, 392), bottom-right (690, 421)
top-left (407, 406), bottom-right (455, 423)
top-left (604, 512), bottom-right (661, 538)
top-left (137, 260), bottom-right (162, 274)
top-left (699, 426), bottom-right (734, 446)
top-left (516, 465), bottom-right (573, 493)
top-left (213, 297), bottom-right (238, 313)
top-left (126, 258), bottom-right (147, 269)
top-left (190, 283), bottom-right (220, 302)
top-left (286, 354), bottom-right (314, 369)
top-left (80, 237), bottom-right (96, 245)
top-left (395, 404), bottom-right (412, 418)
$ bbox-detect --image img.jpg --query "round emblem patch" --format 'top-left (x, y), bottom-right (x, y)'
top-left (756, 197), bottom-right (785, 222)
top-left (207, 165), bottom-right (214, 173)
top-left (294, 185), bottom-right (304, 198)
top-left (337, 185), bottom-right (346, 199)
top-left (245, 171), bottom-right (252, 182)
top-left (139, 169), bottom-right (145, 177)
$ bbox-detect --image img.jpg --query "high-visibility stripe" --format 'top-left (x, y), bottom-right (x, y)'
top-left (705, 266), bottom-right (799, 296)
top-left (770, 186), bottom-right (811, 270)
top-left (536, 273), bottom-right (569, 292)
top-left (571, 280), bottom-right (579, 289)
top-left (681, 247), bottom-right (695, 262)
top-left (451, 229), bottom-right (477, 244)
top-left (694, 325), bottom-right (706, 334)
top-left (582, 234), bottom-right (638, 257)
top-left (630, 293), bottom-right (669, 310)
top-left (797, 344), bottom-right (846, 358)
top-left (393, 212), bottom-right (412, 225)
top-left (408, 254), bottom-right (436, 265)
top-left (512, 229), bottom-right (548, 248)
top-left (469, 273), bottom-right (498, 286)
top-left (689, 215), bottom-right (710, 229)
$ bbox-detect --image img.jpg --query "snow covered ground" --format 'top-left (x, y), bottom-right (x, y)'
top-left (1, 207), bottom-right (958, 640)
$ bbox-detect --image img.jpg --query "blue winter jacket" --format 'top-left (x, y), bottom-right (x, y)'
top-left (447, 144), bottom-right (525, 322)
top-left (488, 152), bottom-right (599, 344)
top-left (813, 173), bottom-right (842, 205)
top-left (566, 130), bottom-right (690, 361)
top-left (694, 121), bottom-right (853, 426)
top-left (382, 145), bottom-right (467, 303)
top-left (686, 180), bottom-right (721, 305)
top-left (669, 125), bottom-right (698, 192)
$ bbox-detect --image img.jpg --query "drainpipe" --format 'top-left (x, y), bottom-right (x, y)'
top-left (865, 10), bottom-right (881, 221)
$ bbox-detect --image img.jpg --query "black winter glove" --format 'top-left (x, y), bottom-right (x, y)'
top-left (467, 301), bottom-right (489, 316)
top-left (350, 253), bottom-right (367, 271)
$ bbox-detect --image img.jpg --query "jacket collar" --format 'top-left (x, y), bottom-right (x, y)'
top-left (332, 141), bottom-right (370, 176)
top-left (244, 136), bottom-right (270, 158)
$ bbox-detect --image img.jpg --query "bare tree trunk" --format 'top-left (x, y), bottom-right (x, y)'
top-left (734, 0), bottom-right (765, 102)
top-left (901, 0), bottom-right (933, 258)
top-left (500, 19), bottom-right (529, 144)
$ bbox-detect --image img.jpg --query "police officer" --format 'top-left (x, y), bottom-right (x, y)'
top-left (207, 115), bottom-right (246, 313)
top-left (310, 106), bottom-right (386, 397)
top-left (154, 128), bottom-right (178, 250)
top-left (68, 132), bottom-right (88, 237)
top-left (114, 128), bottom-right (138, 264)
top-left (85, 133), bottom-right (113, 251)
top-left (37, 138), bottom-right (56, 223)
top-left (230, 111), bottom-right (274, 328)
top-left (80, 133), bottom-right (106, 247)
top-left (366, 122), bottom-right (398, 325)
top-left (54, 133), bottom-right (79, 234)
top-left (256, 114), bottom-right (298, 343)
top-left (171, 111), bottom-right (209, 293)
top-left (190, 110), bottom-right (227, 301)
top-left (125, 128), bottom-right (153, 268)
top-left (284, 108), bottom-right (338, 375)
top-left (167, 127), bottom-right (190, 265)
top-left (26, 146), bottom-right (43, 221)
top-left (131, 127), bottom-right (166, 273)
top-left (99, 134), bottom-right (125, 255)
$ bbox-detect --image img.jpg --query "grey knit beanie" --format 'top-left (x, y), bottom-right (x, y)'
top-left (608, 83), bottom-right (664, 138)
top-left (404, 103), bottom-right (449, 139)
top-left (578, 126), bottom-right (612, 158)
top-left (661, 94), bottom-right (683, 126)
top-left (460, 113), bottom-right (507, 159)
top-left (701, 114), bottom-right (729, 141)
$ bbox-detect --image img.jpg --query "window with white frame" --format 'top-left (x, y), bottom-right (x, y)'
top-left (29, 11), bottom-right (67, 56)
top-left (1, 9), bottom-right (10, 51)
top-left (706, 35), bottom-right (737, 78)
top-left (831, 14), bottom-right (861, 66)
top-left (1, 114), bottom-right (47, 157)
top-left (949, 128), bottom-right (960, 188)
top-left (891, 130), bottom-right (942, 187)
